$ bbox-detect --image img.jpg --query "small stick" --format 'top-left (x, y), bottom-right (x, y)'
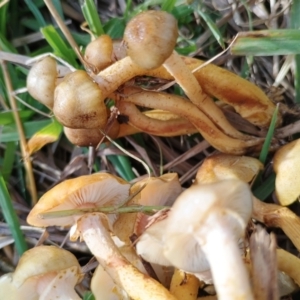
top-left (0, 57), bottom-right (38, 205)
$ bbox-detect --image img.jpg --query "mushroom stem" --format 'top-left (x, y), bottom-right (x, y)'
top-left (91, 56), bottom-right (146, 97)
top-left (195, 211), bottom-right (253, 300)
top-left (252, 197), bottom-right (300, 252)
top-left (75, 213), bottom-right (177, 300)
top-left (117, 100), bottom-right (197, 136)
top-left (146, 56), bottom-right (279, 127)
top-left (93, 53), bottom-right (249, 140)
top-left (118, 86), bottom-right (262, 155)
top-left (162, 51), bottom-right (248, 140)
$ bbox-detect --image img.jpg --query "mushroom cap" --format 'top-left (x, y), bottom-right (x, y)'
top-left (0, 246), bottom-right (83, 299)
top-left (195, 153), bottom-right (263, 184)
top-left (27, 173), bottom-right (130, 227)
top-left (0, 273), bottom-right (22, 300)
top-left (13, 245), bottom-right (82, 288)
top-left (114, 173), bottom-right (182, 243)
top-left (26, 57), bottom-right (57, 109)
top-left (273, 138), bottom-right (300, 206)
top-left (53, 70), bottom-right (108, 129)
top-left (137, 179), bottom-right (253, 274)
top-left (84, 34), bottom-right (114, 72)
top-left (124, 10), bottom-right (178, 70)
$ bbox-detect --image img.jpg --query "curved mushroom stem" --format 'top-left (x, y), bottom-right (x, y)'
top-left (92, 54), bottom-right (249, 140)
top-left (74, 213), bottom-right (177, 300)
top-left (116, 86), bottom-right (263, 155)
top-left (146, 56), bottom-right (279, 128)
top-left (161, 51), bottom-right (249, 140)
top-left (195, 211), bottom-right (253, 300)
top-left (252, 197), bottom-right (300, 252)
top-left (117, 100), bottom-right (197, 136)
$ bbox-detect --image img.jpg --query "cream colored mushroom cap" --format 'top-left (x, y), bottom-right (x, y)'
top-left (13, 245), bottom-right (82, 288)
top-left (273, 139), bottom-right (300, 206)
top-left (27, 173), bottom-right (130, 227)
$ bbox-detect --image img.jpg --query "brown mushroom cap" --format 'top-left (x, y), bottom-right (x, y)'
top-left (124, 10), bottom-right (178, 70)
top-left (84, 35), bottom-right (114, 72)
top-left (27, 173), bottom-right (130, 227)
top-left (26, 57), bottom-right (57, 109)
top-left (53, 70), bottom-right (108, 129)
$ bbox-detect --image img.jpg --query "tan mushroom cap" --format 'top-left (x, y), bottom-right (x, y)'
top-left (195, 153), bottom-right (263, 184)
top-left (124, 10), bottom-right (178, 70)
top-left (0, 246), bottom-right (83, 300)
top-left (26, 57), bottom-right (57, 109)
top-left (27, 173), bottom-right (130, 227)
top-left (273, 138), bottom-right (300, 206)
top-left (13, 245), bottom-right (82, 288)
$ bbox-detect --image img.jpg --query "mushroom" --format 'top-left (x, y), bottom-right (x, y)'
top-left (137, 179), bottom-right (254, 300)
top-left (145, 56), bottom-right (279, 128)
top-left (26, 56), bottom-right (58, 109)
top-left (27, 173), bottom-right (177, 300)
top-left (91, 244), bottom-right (148, 300)
top-left (0, 245), bottom-right (83, 300)
top-left (122, 10), bottom-right (249, 141)
top-left (84, 34), bottom-right (115, 73)
top-left (192, 153), bottom-right (300, 253)
top-left (53, 70), bottom-right (108, 129)
top-left (273, 138), bottom-right (300, 206)
top-left (116, 87), bottom-right (262, 155)
top-left (114, 173), bottom-right (182, 245)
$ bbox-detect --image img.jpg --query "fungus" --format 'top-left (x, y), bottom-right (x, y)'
top-left (53, 70), bottom-right (108, 129)
top-left (137, 179), bottom-right (254, 300)
top-left (117, 87), bottom-right (262, 155)
top-left (0, 245), bottom-right (83, 300)
top-left (146, 56), bottom-right (279, 128)
top-left (26, 56), bottom-right (58, 109)
top-left (122, 10), bottom-right (250, 140)
top-left (273, 138), bottom-right (300, 206)
top-left (194, 153), bottom-right (300, 254)
top-left (27, 173), bottom-right (176, 300)
top-left (84, 34), bottom-right (114, 72)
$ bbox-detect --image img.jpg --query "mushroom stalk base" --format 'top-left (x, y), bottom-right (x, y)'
top-left (75, 213), bottom-right (177, 300)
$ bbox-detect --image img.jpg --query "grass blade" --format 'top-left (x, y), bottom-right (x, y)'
top-left (81, 0), bottom-right (104, 37)
top-left (259, 104), bottom-right (279, 164)
top-left (0, 173), bottom-right (27, 256)
top-left (41, 25), bottom-right (77, 67)
top-left (24, 0), bottom-right (47, 27)
top-left (231, 29), bottom-right (300, 56)
top-left (291, 0), bottom-right (300, 103)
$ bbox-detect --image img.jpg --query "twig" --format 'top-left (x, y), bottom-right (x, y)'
top-left (0, 58), bottom-right (38, 205)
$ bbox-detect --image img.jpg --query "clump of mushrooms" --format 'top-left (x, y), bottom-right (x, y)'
top-left (137, 179), bottom-right (254, 300)
top-left (27, 172), bottom-right (177, 300)
top-left (0, 245), bottom-right (83, 300)
top-left (25, 9), bottom-right (279, 154)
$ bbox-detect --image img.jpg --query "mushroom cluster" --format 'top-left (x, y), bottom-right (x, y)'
top-left (20, 151), bottom-right (300, 299)
top-left (26, 10), bottom-right (279, 154)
